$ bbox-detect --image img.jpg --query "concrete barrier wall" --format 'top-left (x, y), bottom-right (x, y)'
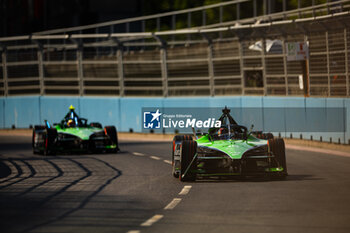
top-left (0, 96), bottom-right (348, 144)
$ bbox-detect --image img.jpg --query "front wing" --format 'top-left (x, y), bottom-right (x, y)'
top-left (33, 131), bottom-right (117, 153)
top-left (173, 144), bottom-right (285, 178)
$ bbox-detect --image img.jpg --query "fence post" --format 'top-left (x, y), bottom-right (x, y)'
top-left (345, 28), bottom-right (349, 97)
top-left (326, 31), bottom-right (330, 96)
top-left (253, 0), bottom-right (257, 17)
top-left (282, 37), bottom-right (288, 95)
top-left (202, 10), bottom-right (206, 26)
top-left (2, 47), bottom-right (8, 96)
top-left (154, 35), bottom-right (168, 97)
top-left (261, 38), bottom-right (267, 96)
top-left (238, 40), bottom-right (244, 95)
top-left (172, 15), bottom-right (176, 41)
top-left (219, 6), bottom-right (223, 38)
top-left (187, 12), bottom-right (191, 41)
top-left (304, 34), bottom-right (310, 97)
top-left (160, 43), bottom-right (168, 97)
top-left (37, 42), bottom-right (45, 95)
top-left (207, 39), bottom-right (215, 97)
top-left (117, 45), bottom-right (124, 97)
top-left (77, 43), bottom-right (84, 96)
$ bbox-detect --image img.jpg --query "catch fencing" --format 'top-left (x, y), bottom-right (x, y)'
top-left (0, 0), bottom-right (350, 97)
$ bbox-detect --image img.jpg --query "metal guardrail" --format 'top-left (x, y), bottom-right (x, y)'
top-left (0, 0), bottom-right (350, 97)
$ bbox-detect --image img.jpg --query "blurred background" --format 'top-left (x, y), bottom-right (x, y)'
top-left (0, 0), bottom-right (331, 37)
top-left (0, 0), bottom-right (349, 143)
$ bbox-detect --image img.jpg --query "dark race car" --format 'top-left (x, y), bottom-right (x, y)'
top-left (172, 107), bottom-right (287, 181)
top-left (32, 105), bottom-right (119, 155)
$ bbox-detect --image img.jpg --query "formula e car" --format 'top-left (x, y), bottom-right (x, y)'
top-left (172, 107), bottom-right (287, 181)
top-left (32, 105), bottom-right (119, 155)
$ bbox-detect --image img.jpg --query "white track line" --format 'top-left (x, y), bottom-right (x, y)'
top-left (140, 214), bottom-right (164, 227)
top-left (163, 159), bottom-right (172, 165)
top-left (150, 155), bottom-right (161, 160)
top-left (132, 152), bottom-right (145, 156)
top-left (179, 185), bottom-right (192, 195)
top-left (164, 198), bottom-right (182, 210)
top-left (127, 231), bottom-right (140, 233)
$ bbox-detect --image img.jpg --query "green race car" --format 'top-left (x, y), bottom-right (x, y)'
top-left (32, 105), bottom-right (119, 155)
top-left (172, 107), bottom-right (287, 181)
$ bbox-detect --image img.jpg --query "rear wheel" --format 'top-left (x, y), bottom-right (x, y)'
top-left (104, 126), bottom-right (119, 152)
top-left (179, 140), bottom-right (197, 182)
top-left (44, 128), bottom-right (58, 156)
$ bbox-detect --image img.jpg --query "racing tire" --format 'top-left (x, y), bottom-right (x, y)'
top-left (44, 128), bottom-right (58, 156)
top-left (172, 135), bottom-right (193, 178)
top-left (90, 122), bottom-right (102, 128)
top-left (179, 140), bottom-right (197, 182)
top-left (32, 125), bottom-right (46, 154)
top-left (104, 126), bottom-right (119, 152)
top-left (269, 138), bottom-right (287, 178)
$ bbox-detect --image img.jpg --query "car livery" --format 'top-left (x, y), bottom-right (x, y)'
top-left (172, 107), bottom-right (287, 181)
top-left (32, 105), bottom-right (119, 155)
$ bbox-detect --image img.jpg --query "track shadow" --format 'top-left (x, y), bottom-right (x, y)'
top-left (0, 156), bottom-right (122, 233)
top-left (0, 160), bottom-right (11, 178)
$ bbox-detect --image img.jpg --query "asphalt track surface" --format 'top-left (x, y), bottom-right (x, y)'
top-left (0, 135), bottom-right (350, 233)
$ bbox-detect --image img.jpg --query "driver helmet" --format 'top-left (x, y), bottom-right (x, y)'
top-left (219, 127), bottom-right (228, 135)
top-left (67, 119), bottom-right (75, 127)
top-left (218, 127), bottom-right (228, 137)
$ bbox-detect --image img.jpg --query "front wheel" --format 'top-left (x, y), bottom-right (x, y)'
top-left (179, 140), bottom-right (197, 182)
top-left (269, 138), bottom-right (287, 177)
top-left (104, 126), bottom-right (119, 152)
top-left (172, 135), bottom-right (193, 178)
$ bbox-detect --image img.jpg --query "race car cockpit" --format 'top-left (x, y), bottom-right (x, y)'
top-left (61, 105), bottom-right (87, 128)
top-left (209, 107), bottom-right (248, 140)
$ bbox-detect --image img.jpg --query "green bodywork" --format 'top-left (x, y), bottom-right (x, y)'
top-left (33, 106), bottom-right (118, 154)
top-left (196, 135), bottom-right (267, 159)
top-left (53, 125), bottom-right (117, 150)
top-left (55, 124), bottom-right (103, 140)
top-left (174, 107), bottom-right (286, 180)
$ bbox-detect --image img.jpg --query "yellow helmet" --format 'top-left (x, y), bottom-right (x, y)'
top-left (69, 105), bottom-right (75, 110)
top-left (67, 119), bottom-right (75, 127)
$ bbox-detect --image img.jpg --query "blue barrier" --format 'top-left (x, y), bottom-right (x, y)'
top-left (0, 96), bottom-right (348, 144)
top-left (345, 99), bottom-right (350, 144)
top-left (4, 96), bottom-right (41, 128)
top-left (80, 97), bottom-right (121, 129)
top-left (0, 98), bottom-right (4, 128)
top-left (120, 97), bottom-right (163, 132)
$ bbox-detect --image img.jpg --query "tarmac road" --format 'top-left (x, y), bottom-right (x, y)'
top-left (0, 135), bottom-right (350, 233)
